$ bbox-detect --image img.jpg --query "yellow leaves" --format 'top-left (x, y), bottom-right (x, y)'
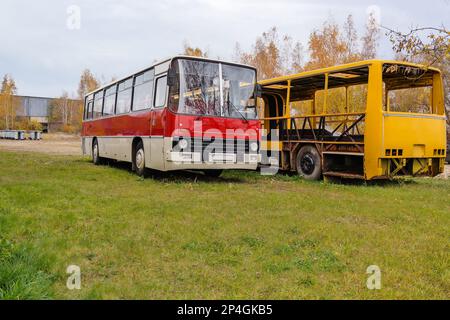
top-left (235, 27), bottom-right (303, 80)
top-left (1, 74), bottom-right (17, 95)
top-left (15, 119), bottom-right (43, 131)
top-left (306, 22), bottom-right (349, 71)
top-left (183, 44), bottom-right (208, 58)
top-left (50, 92), bottom-right (80, 127)
top-left (305, 14), bottom-right (379, 71)
top-left (234, 16), bottom-right (380, 79)
top-left (78, 69), bottom-right (100, 99)
top-left (182, 41), bottom-right (208, 58)
top-left (388, 26), bottom-right (449, 66)
top-left (0, 74), bottom-right (19, 130)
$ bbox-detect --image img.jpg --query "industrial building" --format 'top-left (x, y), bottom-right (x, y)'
top-left (14, 95), bottom-right (81, 132)
top-left (15, 95), bottom-right (53, 132)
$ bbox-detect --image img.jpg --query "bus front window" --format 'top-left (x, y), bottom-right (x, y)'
top-left (222, 64), bottom-right (257, 119)
top-left (169, 59), bottom-right (257, 119)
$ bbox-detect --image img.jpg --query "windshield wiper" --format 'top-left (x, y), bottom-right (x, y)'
top-left (227, 93), bottom-right (248, 123)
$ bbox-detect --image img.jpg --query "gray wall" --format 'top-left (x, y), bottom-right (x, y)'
top-left (15, 96), bottom-right (52, 117)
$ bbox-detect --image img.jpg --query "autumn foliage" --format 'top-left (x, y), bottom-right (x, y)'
top-left (231, 14), bottom-right (379, 80)
top-left (0, 75), bottom-right (20, 130)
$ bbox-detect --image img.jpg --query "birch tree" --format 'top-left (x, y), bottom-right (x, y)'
top-left (0, 74), bottom-right (19, 130)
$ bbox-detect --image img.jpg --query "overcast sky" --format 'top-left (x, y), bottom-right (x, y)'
top-left (0, 0), bottom-right (448, 97)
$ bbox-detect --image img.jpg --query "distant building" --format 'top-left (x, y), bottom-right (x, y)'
top-left (15, 95), bottom-right (53, 132)
top-left (15, 95), bottom-right (81, 132)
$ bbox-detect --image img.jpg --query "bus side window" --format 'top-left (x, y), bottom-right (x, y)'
top-left (93, 91), bottom-right (104, 119)
top-left (133, 70), bottom-right (154, 111)
top-left (85, 95), bottom-right (94, 120)
top-left (154, 76), bottom-right (167, 108)
top-left (103, 85), bottom-right (117, 116)
top-left (116, 78), bottom-right (133, 114)
top-left (83, 98), bottom-right (88, 120)
top-left (87, 101), bottom-right (94, 119)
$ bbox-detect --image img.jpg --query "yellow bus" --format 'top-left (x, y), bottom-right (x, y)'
top-left (258, 60), bottom-right (447, 181)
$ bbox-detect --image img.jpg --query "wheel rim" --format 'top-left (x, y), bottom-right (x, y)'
top-left (300, 153), bottom-right (315, 175)
top-left (136, 148), bottom-right (145, 170)
top-left (93, 143), bottom-right (98, 162)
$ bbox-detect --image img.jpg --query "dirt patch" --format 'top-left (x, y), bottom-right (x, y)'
top-left (0, 133), bottom-right (82, 156)
top-left (435, 164), bottom-right (450, 179)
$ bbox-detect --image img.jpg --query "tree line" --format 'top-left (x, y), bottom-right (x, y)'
top-left (0, 14), bottom-right (448, 133)
top-left (0, 69), bottom-right (99, 133)
top-left (185, 14), bottom-right (449, 123)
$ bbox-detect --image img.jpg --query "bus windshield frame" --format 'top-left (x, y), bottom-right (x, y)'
top-left (168, 58), bottom-right (258, 120)
top-left (382, 63), bottom-right (442, 115)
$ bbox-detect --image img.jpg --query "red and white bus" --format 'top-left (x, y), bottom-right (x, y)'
top-left (82, 56), bottom-right (260, 177)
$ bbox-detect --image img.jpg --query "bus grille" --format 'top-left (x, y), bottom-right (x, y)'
top-left (172, 137), bottom-right (256, 155)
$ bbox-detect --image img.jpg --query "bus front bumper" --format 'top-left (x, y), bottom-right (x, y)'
top-left (166, 151), bottom-right (259, 170)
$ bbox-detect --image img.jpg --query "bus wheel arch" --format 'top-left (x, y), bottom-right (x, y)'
top-left (295, 144), bottom-right (322, 181)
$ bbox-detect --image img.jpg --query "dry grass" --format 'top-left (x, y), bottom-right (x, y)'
top-left (0, 134), bottom-right (81, 156)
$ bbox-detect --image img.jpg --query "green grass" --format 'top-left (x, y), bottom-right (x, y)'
top-left (0, 238), bottom-right (54, 299)
top-left (0, 151), bottom-right (449, 300)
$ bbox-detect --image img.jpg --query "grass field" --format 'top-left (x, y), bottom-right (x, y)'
top-left (0, 151), bottom-right (449, 300)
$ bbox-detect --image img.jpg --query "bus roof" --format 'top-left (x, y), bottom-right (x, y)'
top-left (86, 55), bottom-right (256, 98)
top-left (258, 60), bottom-right (442, 85)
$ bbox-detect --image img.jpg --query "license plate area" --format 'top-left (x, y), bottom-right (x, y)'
top-left (208, 153), bottom-right (236, 163)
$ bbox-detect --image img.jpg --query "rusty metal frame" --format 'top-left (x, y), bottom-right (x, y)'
top-left (261, 112), bottom-right (365, 149)
top-left (261, 112), bottom-right (366, 173)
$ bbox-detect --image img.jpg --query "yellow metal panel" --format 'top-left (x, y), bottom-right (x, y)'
top-left (432, 73), bottom-right (445, 115)
top-left (412, 145), bottom-right (426, 158)
top-left (323, 73), bottom-right (329, 114)
top-left (382, 114), bottom-right (446, 158)
top-left (363, 62), bottom-right (384, 180)
top-left (260, 140), bottom-right (282, 152)
top-left (286, 80), bottom-right (292, 129)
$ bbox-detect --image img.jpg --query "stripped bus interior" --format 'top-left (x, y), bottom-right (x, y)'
top-left (259, 60), bottom-right (446, 180)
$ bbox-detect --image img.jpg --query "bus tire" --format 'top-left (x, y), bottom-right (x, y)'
top-left (92, 139), bottom-right (104, 165)
top-left (204, 170), bottom-right (223, 178)
top-left (296, 145), bottom-right (322, 181)
top-left (134, 140), bottom-right (147, 177)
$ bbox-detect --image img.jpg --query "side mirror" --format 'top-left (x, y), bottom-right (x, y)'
top-left (255, 84), bottom-right (263, 98)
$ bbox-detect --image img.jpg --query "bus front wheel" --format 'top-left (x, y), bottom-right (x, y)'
top-left (296, 145), bottom-right (322, 181)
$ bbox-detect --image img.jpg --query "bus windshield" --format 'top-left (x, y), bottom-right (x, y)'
top-left (168, 59), bottom-right (257, 119)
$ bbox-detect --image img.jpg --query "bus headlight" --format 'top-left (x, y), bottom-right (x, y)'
top-left (250, 141), bottom-right (259, 152)
top-left (178, 139), bottom-right (189, 150)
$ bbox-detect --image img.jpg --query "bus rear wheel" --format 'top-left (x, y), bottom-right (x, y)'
top-left (296, 145), bottom-right (322, 181)
top-left (204, 170), bottom-right (223, 178)
top-left (134, 141), bottom-right (147, 177)
top-left (92, 139), bottom-right (104, 165)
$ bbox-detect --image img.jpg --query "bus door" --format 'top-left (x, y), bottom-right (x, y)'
top-left (150, 75), bottom-right (168, 137)
top-left (148, 75), bottom-right (168, 169)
